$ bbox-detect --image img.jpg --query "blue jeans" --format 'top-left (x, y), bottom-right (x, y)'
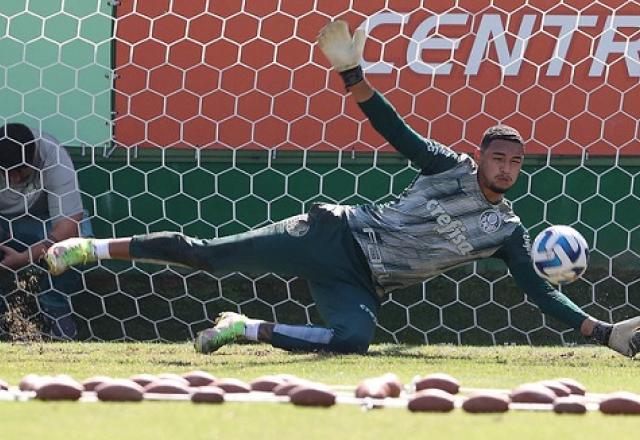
top-left (0, 212), bottom-right (93, 317)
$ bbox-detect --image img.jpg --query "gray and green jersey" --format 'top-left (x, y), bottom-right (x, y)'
top-left (346, 91), bottom-right (588, 330)
top-left (347, 154), bottom-right (520, 292)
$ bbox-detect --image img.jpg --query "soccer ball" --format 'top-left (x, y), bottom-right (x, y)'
top-left (531, 225), bottom-right (589, 285)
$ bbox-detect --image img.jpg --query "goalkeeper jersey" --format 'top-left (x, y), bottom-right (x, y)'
top-left (347, 154), bottom-right (519, 292)
top-left (345, 91), bottom-right (588, 330)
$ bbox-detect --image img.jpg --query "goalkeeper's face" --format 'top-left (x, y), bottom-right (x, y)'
top-left (477, 140), bottom-right (524, 196)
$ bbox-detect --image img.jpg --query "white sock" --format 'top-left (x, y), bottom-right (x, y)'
top-left (244, 319), bottom-right (265, 341)
top-left (92, 239), bottom-right (111, 259)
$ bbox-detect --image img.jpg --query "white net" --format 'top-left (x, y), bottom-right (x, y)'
top-left (0, 0), bottom-right (639, 344)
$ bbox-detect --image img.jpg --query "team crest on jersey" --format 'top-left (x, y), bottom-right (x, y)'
top-left (479, 210), bottom-right (501, 233)
top-left (284, 214), bottom-right (310, 237)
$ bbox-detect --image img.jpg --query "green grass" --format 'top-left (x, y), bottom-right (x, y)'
top-left (1, 342), bottom-right (639, 440)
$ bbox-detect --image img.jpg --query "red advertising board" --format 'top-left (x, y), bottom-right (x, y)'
top-left (114, 0), bottom-right (640, 155)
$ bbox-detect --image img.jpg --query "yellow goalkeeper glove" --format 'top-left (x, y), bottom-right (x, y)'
top-left (317, 20), bottom-right (366, 87)
top-left (608, 316), bottom-right (640, 357)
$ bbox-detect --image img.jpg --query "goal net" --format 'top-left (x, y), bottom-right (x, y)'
top-left (0, 0), bottom-right (638, 344)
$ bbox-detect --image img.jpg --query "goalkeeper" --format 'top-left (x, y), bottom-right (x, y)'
top-left (45, 21), bottom-right (640, 357)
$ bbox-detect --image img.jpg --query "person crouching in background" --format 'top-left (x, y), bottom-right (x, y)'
top-left (0, 123), bottom-right (92, 339)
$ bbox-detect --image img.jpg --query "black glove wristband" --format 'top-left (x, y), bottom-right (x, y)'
top-left (590, 322), bottom-right (613, 345)
top-left (339, 65), bottom-right (364, 88)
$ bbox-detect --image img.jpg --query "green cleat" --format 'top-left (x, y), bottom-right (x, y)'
top-left (44, 238), bottom-right (97, 275)
top-left (194, 312), bottom-right (248, 354)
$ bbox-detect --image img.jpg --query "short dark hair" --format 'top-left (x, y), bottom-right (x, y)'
top-left (0, 123), bottom-right (36, 169)
top-left (480, 125), bottom-right (524, 152)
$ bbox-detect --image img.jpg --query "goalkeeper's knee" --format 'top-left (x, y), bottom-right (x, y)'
top-left (328, 329), bottom-right (372, 354)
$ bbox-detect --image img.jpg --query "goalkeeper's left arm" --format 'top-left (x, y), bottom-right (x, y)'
top-left (495, 224), bottom-right (640, 357)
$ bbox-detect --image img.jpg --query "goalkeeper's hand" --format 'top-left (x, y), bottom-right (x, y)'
top-left (608, 316), bottom-right (640, 357)
top-left (317, 20), bottom-right (365, 72)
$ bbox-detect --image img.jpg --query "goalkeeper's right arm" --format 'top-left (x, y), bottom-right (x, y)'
top-left (317, 20), bottom-right (459, 174)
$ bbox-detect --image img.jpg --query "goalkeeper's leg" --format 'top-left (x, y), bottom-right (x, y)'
top-left (46, 205), bottom-right (371, 281)
top-left (270, 279), bottom-right (379, 354)
top-left (195, 279), bottom-right (379, 354)
top-left (45, 204), bottom-right (380, 354)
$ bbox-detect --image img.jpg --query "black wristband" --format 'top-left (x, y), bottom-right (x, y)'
top-left (590, 322), bottom-right (613, 345)
top-left (339, 65), bottom-right (364, 88)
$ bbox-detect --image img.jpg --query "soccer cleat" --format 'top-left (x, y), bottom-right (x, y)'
top-left (44, 238), bottom-right (96, 275)
top-left (194, 312), bottom-right (248, 354)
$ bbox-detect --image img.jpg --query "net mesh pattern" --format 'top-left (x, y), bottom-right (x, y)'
top-left (0, 0), bottom-right (639, 344)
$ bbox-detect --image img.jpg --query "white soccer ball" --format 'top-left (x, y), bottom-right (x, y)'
top-left (531, 225), bottom-right (589, 285)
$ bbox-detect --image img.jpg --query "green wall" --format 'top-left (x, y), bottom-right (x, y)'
top-left (0, 0), bottom-right (112, 146)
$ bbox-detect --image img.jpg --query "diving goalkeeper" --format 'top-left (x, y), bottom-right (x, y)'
top-left (45, 21), bottom-right (640, 357)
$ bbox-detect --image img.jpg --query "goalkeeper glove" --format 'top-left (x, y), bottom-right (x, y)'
top-left (317, 20), bottom-right (366, 88)
top-left (591, 317), bottom-right (640, 357)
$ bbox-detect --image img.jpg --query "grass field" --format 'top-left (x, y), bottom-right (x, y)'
top-left (1, 342), bottom-right (638, 440)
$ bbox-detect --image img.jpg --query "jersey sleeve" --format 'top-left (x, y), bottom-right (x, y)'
top-left (40, 137), bottom-right (84, 221)
top-left (493, 224), bottom-right (589, 330)
top-left (358, 91), bottom-right (461, 175)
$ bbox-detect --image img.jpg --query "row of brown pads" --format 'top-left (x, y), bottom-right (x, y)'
top-left (2, 372), bottom-right (640, 414)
